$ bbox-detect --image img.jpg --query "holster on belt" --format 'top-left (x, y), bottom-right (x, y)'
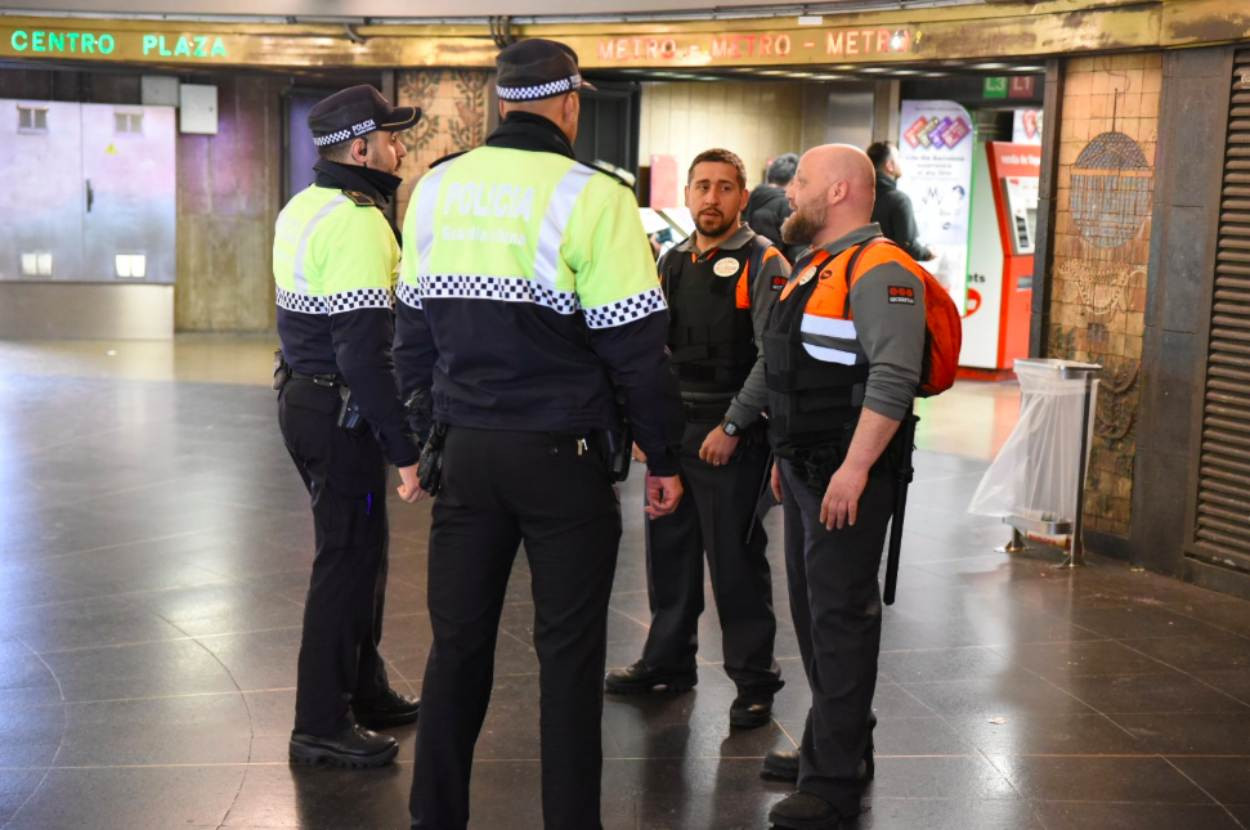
top-left (336, 386), bottom-right (364, 431)
top-left (599, 387), bottom-right (633, 483)
top-left (272, 350), bottom-right (292, 392)
top-left (418, 422), bottom-right (448, 496)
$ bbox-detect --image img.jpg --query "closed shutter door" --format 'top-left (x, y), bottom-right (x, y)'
top-left (1194, 49), bottom-right (1250, 572)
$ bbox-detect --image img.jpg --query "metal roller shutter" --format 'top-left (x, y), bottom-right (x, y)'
top-left (1193, 49), bottom-right (1250, 573)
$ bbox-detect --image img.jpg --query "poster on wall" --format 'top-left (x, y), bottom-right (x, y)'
top-left (1012, 109), bottom-right (1044, 145)
top-left (896, 100), bottom-right (975, 314)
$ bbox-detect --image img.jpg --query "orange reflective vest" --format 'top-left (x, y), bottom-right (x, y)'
top-left (764, 237), bottom-right (932, 453)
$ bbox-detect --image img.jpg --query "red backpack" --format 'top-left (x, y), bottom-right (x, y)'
top-left (844, 238), bottom-right (962, 397)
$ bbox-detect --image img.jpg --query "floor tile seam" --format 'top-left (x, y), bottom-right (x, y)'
top-left (1008, 660), bottom-right (1138, 742)
top-left (147, 612), bottom-right (258, 830)
top-left (30, 526), bottom-right (222, 565)
top-left (1161, 755), bottom-right (1249, 826)
top-left (39, 686), bottom-right (299, 707)
top-left (32, 623), bottom-right (310, 656)
top-left (980, 750), bottom-right (1215, 805)
top-left (1, 638), bottom-right (68, 830)
top-left (4, 577), bottom-right (243, 613)
top-left (13, 424), bottom-right (131, 462)
top-left (1023, 796), bottom-right (1235, 806)
top-left (607, 604), bottom-right (652, 632)
top-left (1110, 639), bottom-right (1250, 709)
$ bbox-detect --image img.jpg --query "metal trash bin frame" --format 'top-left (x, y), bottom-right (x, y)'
top-left (998, 359), bottom-right (1102, 567)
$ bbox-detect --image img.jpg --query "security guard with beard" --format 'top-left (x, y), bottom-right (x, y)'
top-left (606, 148), bottom-right (788, 728)
top-left (762, 145), bottom-right (928, 829)
top-left (394, 40), bottom-right (685, 830)
top-left (272, 85), bottom-right (423, 769)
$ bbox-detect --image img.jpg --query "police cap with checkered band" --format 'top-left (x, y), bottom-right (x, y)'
top-left (308, 85), bottom-right (421, 148)
top-left (495, 38), bottom-right (597, 103)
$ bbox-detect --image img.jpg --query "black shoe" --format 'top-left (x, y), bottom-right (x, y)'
top-left (768, 792), bottom-right (858, 830)
top-left (604, 660), bottom-right (697, 695)
top-left (352, 687), bottom-right (420, 730)
top-left (289, 725), bottom-right (398, 769)
top-left (730, 694), bottom-right (774, 729)
top-left (762, 748), bottom-right (799, 781)
top-left (760, 747), bottom-right (874, 783)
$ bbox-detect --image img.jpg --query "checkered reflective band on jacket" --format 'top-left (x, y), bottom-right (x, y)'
top-left (273, 184), bottom-right (398, 315)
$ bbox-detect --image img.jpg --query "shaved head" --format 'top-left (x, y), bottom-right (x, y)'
top-left (781, 144), bottom-right (877, 249)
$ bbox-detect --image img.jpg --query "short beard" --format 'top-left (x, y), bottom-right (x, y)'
top-left (781, 202), bottom-right (826, 246)
top-left (696, 213), bottom-right (736, 238)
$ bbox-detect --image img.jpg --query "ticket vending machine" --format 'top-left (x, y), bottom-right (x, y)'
top-left (961, 141), bottom-right (1041, 370)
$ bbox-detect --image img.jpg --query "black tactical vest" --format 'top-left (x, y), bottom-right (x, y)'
top-left (661, 235), bottom-right (770, 398)
top-left (763, 247), bottom-right (871, 456)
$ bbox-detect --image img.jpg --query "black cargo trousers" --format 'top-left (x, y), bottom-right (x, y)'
top-left (277, 377), bottom-right (391, 736)
top-left (641, 417), bottom-right (783, 696)
top-left (777, 436), bottom-right (897, 816)
top-left (410, 426), bottom-right (622, 830)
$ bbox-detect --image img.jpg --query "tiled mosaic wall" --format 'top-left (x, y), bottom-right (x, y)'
top-left (394, 69), bottom-right (492, 227)
top-left (1048, 53), bottom-right (1162, 536)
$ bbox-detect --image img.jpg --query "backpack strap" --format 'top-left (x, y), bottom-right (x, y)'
top-left (841, 236), bottom-right (896, 317)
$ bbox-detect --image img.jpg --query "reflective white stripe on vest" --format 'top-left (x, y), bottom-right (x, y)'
top-left (533, 163), bottom-right (595, 289)
top-left (800, 314), bottom-right (857, 340)
top-left (293, 194), bottom-right (349, 293)
top-left (414, 163), bottom-right (452, 278)
top-left (802, 342), bottom-right (859, 365)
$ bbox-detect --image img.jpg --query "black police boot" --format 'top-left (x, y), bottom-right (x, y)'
top-left (604, 660), bottom-right (697, 695)
top-left (768, 792), bottom-right (859, 830)
top-left (760, 746), bottom-right (874, 783)
top-left (730, 693), bottom-right (775, 729)
top-left (352, 687), bottom-right (420, 730)
top-left (289, 724), bottom-right (398, 769)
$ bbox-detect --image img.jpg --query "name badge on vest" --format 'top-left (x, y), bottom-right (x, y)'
top-left (712, 257), bottom-right (740, 278)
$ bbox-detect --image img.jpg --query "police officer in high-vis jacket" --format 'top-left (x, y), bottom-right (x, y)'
top-left (761, 145), bottom-right (928, 830)
top-left (394, 40), bottom-right (685, 830)
top-left (272, 85), bottom-right (424, 770)
top-left (605, 148), bottom-right (787, 728)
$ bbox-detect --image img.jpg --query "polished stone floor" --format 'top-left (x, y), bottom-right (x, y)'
top-left (0, 337), bottom-right (1248, 830)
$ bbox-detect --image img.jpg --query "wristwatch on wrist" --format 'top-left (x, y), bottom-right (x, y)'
top-left (721, 419), bottom-right (741, 437)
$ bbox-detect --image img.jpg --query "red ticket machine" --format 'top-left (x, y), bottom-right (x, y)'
top-left (960, 141), bottom-right (1041, 370)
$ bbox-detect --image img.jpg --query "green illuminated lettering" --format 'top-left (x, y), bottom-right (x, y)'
top-left (31, 30), bottom-right (45, 52)
top-left (11, 30), bottom-right (28, 51)
top-left (48, 32), bottom-right (64, 52)
top-left (142, 34), bottom-right (157, 55)
top-left (210, 37), bottom-right (227, 58)
top-left (194, 35), bottom-right (207, 57)
top-left (82, 32), bottom-right (96, 53)
top-left (67, 32), bottom-right (79, 51)
top-left (98, 33), bottom-right (114, 54)
top-left (174, 36), bottom-right (191, 56)
top-left (159, 36), bottom-right (171, 57)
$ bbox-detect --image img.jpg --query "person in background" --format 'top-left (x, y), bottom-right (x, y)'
top-left (744, 152), bottom-right (803, 262)
top-left (866, 140), bottom-right (934, 262)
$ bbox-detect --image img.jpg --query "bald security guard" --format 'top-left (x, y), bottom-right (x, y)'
top-left (272, 85), bottom-right (423, 769)
top-left (762, 145), bottom-right (928, 829)
top-left (394, 40), bottom-right (685, 830)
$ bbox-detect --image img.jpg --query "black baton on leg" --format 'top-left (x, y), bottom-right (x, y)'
top-left (883, 410), bottom-right (918, 606)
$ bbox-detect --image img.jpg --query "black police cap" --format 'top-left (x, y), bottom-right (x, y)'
top-left (308, 85), bottom-right (421, 148)
top-left (495, 38), bottom-right (597, 102)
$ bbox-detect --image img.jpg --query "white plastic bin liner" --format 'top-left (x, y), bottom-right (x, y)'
top-left (969, 361), bottom-right (1099, 521)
